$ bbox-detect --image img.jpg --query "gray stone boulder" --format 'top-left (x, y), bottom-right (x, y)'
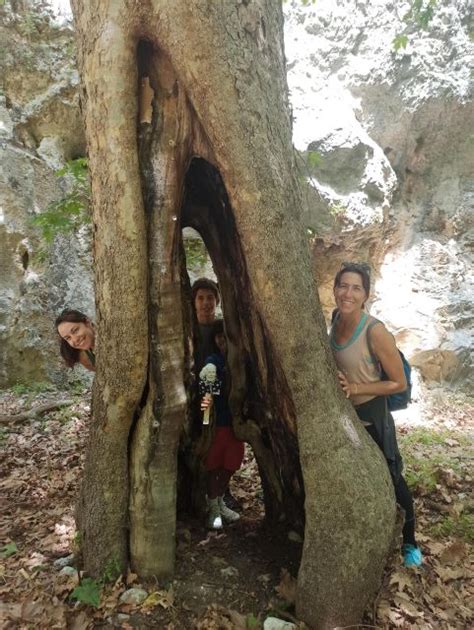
top-left (0, 4), bottom-right (92, 388)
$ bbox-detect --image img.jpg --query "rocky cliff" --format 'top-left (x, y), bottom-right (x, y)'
top-left (0, 0), bottom-right (472, 389)
top-left (285, 0), bottom-right (473, 388)
top-left (0, 2), bottom-right (91, 386)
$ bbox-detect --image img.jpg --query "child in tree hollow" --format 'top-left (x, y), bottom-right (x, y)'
top-left (200, 319), bottom-right (244, 529)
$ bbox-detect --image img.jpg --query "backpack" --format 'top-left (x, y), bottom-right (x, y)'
top-left (367, 319), bottom-right (412, 411)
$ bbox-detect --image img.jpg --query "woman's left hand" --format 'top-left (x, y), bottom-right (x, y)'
top-left (337, 371), bottom-right (358, 398)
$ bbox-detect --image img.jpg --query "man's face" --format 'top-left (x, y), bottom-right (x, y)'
top-left (194, 288), bottom-right (217, 324)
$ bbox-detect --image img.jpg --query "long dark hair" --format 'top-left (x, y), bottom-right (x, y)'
top-left (55, 309), bottom-right (93, 368)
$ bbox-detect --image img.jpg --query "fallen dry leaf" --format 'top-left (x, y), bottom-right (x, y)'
top-left (70, 610), bottom-right (93, 630)
top-left (142, 587), bottom-right (174, 610)
top-left (126, 570), bottom-right (138, 585)
top-left (439, 540), bottom-right (467, 565)
top-left (435, 566), bottom-right (466, 582)
top-left (390, 571), bottom-right (415, 595)
top-left (227, 608), bottom-right (247, 630)
top-left (275, 568), bottom-right (297, 605)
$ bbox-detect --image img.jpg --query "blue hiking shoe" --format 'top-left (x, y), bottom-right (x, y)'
top-left (403, 544), bottom-right (423, 567)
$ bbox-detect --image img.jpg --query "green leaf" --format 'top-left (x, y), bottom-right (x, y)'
top-left (1, 542), bottom-right (18, 558)
top-left (30, 158), bottom-right (91, 247)
top-left (70, 577), bottom-right (101, 608)
top-left (393, 34), bottom-right (409, 51)
top-left (246, 613), bottom-right (260, 629)
top-left (403, 0), bottom-right (437, 30)
top-left (306, 150), bottom-right (323, 169)
top-left (184, 238), bottom-right (209, 270)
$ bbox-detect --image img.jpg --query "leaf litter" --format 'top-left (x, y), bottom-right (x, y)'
top-left (0, 384), bottom-right (473, 628)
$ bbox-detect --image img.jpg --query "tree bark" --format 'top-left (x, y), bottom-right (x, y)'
top-left (128, 45), bottom-right (190, 578)
top-left (71, 2), bottom-right (149, 577)
top-left (71, 0), bottom-right (396, 625)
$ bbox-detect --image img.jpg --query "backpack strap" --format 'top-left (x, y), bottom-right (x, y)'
top-left (366, 317), bottom-right (383, 366)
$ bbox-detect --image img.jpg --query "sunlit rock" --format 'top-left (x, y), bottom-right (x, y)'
top-left (285, 0), bottom-right (473, 389)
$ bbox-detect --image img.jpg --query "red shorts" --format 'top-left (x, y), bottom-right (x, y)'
top-left (205, 427), bottom-right (244, 472)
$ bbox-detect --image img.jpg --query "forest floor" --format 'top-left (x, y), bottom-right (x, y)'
top-left (1, 382), bottom-right (473, 629)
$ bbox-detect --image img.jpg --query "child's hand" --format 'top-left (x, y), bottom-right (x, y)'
top-left (201, 393), bottom-right (213, 411)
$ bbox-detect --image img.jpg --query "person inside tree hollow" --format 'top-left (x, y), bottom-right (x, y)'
top-left (191, 277), bottom-right (242, 513)
top-left (329, 261), bottom-right (422, 568)
top-left (200, 319), bottom-right (244, 530)
top-left (56, 309), bottom-right (96, 371)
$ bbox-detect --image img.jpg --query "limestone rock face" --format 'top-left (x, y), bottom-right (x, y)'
top-left (1, 1), bottom-right (472, 390)
top-left (284, 0), bottom-right (473, 389)
top-left (0, 4), bottom-right (91, 387)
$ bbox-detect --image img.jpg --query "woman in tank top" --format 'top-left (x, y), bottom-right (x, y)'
top-left (56, 309), bottom-right (96, 372)
top-left (329, 262), bottom-right (422, 568)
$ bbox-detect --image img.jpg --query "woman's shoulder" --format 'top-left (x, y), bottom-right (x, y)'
top-left (366, 314), bottom-right (386, 332)
top-left (366, 316), bottom-right (396, 351)
top-left (79, 349), bottom-right (96, 372)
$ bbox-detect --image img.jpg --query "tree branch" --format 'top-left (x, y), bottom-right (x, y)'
top-left (0, 400), bottom-right (75, 425)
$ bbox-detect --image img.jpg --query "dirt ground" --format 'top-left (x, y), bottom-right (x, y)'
top-left (1, 383), bottom-right (473, 629)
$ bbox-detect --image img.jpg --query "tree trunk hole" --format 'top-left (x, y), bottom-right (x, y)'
top-left (126, 40), bottom-right (305, 580)
top-left (179, 158), bottom-right (305, 530)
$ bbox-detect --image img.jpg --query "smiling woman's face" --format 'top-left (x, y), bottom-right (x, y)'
top-left (334, 271), bottom-right (368, 314)
top-left (57, 320), bottom-right (95, 351)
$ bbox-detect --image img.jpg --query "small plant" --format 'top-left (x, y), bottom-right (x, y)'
top-left (11, 381), bottom-right (56, 397)
top-left (401, 426), bottom-right (469, 448)
top-left (430, 513), bottom-right (474, 543)
top-left (71, 531), bottom-right (82, 557)
top-left (70, 577), bottom-right (101, 608)
top-left (31, 158), bottom-right (91, 250)
top-left (246, 613), bottom-right (261, 629)
top-left (404, 461), bottom-right (438, 493)
top-left (1, 542), bottom-right (18, 558)
top-left (11, 383), bottom-right (29, 396)
top-left (328, 201), bottom-right (347, 218)
top-left (405, 0), bottom-right (437, 30)
top-left (102, 557), bottom-right (122, 584)
top-left (53, 406), bottom-right (76, 424)
top-left (184, 237), bottom-right (209, 272)
top-left (392, 0), bottom-right (438, 51)
top-left (0, 428), bottom-right (8, 446)
top-left (400, 427), bottom-right (468, 496)
top-left (68, 380), bottom-right (88, 396)
top-left (393, 34), bottom-right (408, 51)
top-left (306, 150), bottom-right (323, 169)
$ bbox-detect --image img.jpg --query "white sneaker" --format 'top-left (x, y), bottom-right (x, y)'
top-left (218, 496), bottom-right (240, 523)
top-left (207, 498), bottom-right (223, 530)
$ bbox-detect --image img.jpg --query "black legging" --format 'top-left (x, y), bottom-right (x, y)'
top-left (356, 396), bottom-right (417, 546)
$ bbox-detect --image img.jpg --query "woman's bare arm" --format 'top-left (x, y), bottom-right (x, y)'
top-left (338, 323), bottom-right (406, 399)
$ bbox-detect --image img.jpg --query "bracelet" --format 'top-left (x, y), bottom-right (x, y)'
top-left (353, 383), bottom-right (358, 395)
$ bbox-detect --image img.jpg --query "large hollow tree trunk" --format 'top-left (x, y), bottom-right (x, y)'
top-left (71, 1), bottom-right (396, 626)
